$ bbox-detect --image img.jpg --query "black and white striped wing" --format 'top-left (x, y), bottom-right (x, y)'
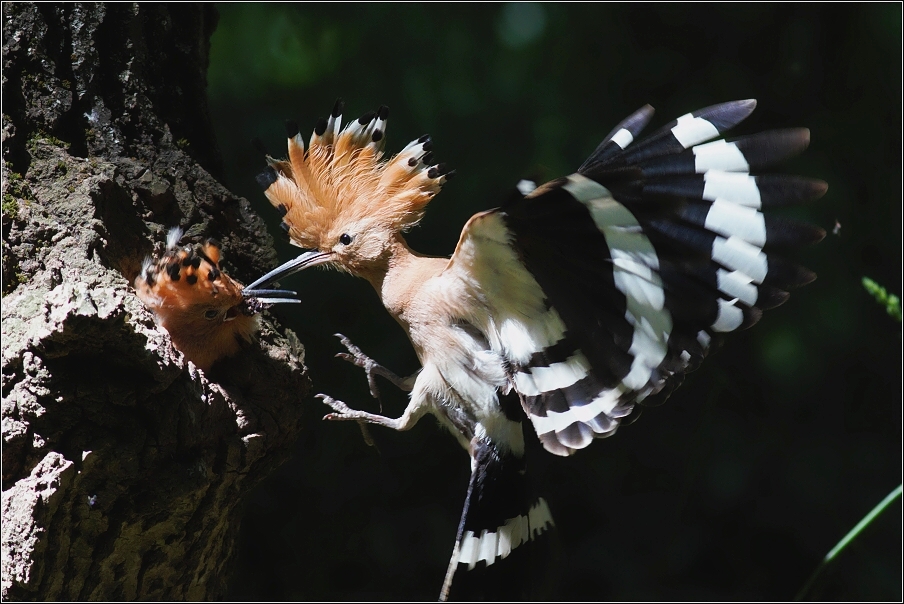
top-left (447, 99), bottom-right (827, 456)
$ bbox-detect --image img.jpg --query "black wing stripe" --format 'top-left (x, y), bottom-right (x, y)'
top-left (578, 104), bottom-right (656, 171)
top-left (524, 334), bottom-right (581, 368)
top-left (503, 190), bottom-right (636, 384)
top-left (643, 173), bottom-right (826, 209)
top-left (507, 174), bottom-right (678, 454)
top-left (689, 99), bottom-right (759, 133)
top-left (527, 383), bottom-right (639, 448)
top-left (619, 99), bottom-right (757, 164)
top-left (658, 262), bottom-right (753, 328)
top-left (639, 129), bottom-right (811, 177)
top-left (664, 260), bottom-right (790, 310)
top-left (646, 219), bottom-right (817, 293)
top-left (665, 329), bottom-right (708, 371)
top-left (562, 174), bottom-right (673, 391)
top-left (675, 201), bottom-right (825, 247)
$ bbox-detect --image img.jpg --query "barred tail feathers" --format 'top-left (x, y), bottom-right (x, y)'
top-left (440, 432), bottom-right (558, 601)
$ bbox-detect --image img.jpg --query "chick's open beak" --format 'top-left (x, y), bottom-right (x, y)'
top-left (239, 285), bottom-right (303, 315)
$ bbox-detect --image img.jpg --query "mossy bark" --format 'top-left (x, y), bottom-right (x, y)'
top-left (1, 3), bottom-right (309, 600)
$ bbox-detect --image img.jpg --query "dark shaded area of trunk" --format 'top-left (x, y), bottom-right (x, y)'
top-left (2, 3), bottom-right (309, 600)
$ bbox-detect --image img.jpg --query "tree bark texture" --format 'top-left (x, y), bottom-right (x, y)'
top-left (1, 3), bottom-right (310, 600)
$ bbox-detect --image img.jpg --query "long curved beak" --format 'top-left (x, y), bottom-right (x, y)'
top-left (244, 250), bottom-right (334, 291)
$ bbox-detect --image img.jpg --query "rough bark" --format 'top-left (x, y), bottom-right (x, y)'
top-left (1, 3), bottom-right (309, 600)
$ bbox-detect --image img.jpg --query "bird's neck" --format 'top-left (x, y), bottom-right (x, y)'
top-left (361, 233), bottom-right (447, 333)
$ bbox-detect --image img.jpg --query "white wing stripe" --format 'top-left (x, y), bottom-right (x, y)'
top-left (477, 529), bottom-right (497, 568)
top-left (611, 128), bottom-right (634, 149)
top-left (614, 262), bottom-right (666, 311)
top-left (671, 113), bottom-right (720, 148)
top-left (458, 532), bottom-right (480, 570)
top-left (703, 171), bottom-right (762, 208)
top-left (560, 173), bottom-right (672, 417)
top-left (712, 236), bottom-right (768, 283)
top-left (529, 387), bottom-right (623, 435)
top-left (716, 268), bottom-right (758, 306)
top-left (704, 199), bottom-right (767, 246)
top-left (498, 309), bottom-right (567, 365)
top-left (712, 299), bottom-right (744, 332)
top-left (513, 352), bottom-right (591, 396)
top-left (516, 179), bottom-right (537, 195)
top-left (605, 228), bottom-right (662, 274)
top-left (562, 171), bottom-right (612, 207)
top-left (693, 139), bottom-right (750, 172)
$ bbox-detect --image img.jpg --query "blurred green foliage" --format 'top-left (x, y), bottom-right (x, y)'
top-left (862, 277), bottom-right (902, 322)
top-left (206, 3), bottom-right (901, 601)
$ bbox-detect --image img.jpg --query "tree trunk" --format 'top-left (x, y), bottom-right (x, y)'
top-left (1, 3), bottom-right (309, 600)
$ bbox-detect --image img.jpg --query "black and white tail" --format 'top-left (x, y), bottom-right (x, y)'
top-left (440, 428), bottom-right (559, 601)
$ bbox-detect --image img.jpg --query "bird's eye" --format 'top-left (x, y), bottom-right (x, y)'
top-left (339, 233), bottom-right (353, 245)
top-left (204, 309), bottom-right (219, 320)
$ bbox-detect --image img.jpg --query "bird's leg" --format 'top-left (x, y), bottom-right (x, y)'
top-left (333, 333), bottom-right (416, 408)
top-left (327, 334), bottom-right (422, 446)
top-left (318, 393), bottom-right (429, 431)
top-left (319, 365), bottom-right (436, 432)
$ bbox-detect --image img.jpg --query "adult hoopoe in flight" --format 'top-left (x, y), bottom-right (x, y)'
top-left (135, 227), bottom-right (299, 372)
top-left (247, 99), bottom-right (827, 599)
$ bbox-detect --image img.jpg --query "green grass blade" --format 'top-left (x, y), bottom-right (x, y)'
top-left (795, 483), bottom-right (903, 600)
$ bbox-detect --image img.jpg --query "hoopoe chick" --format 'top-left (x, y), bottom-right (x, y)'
top-left (247, 99), bottom-right (827, 600)
top-left (135, 227), bottom-right (299, 372)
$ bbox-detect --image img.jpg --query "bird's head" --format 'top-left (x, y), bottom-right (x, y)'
top-left (248, 100), bottom-right (454, 287)
top-left (134, 227), bottom-right (299, 371)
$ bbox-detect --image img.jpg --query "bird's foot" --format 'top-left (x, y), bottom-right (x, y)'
top-left (333, 333), bottom-right (415, 406)
top-left (318, 394), bottom-right (405, 430)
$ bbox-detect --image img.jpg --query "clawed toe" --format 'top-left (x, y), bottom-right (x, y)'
top-left (335, 333), bottom-right (371, 367)
top-left (333, 334), bottom-right (384, 401)
top-left (316, 393), bottom-right (353, 418)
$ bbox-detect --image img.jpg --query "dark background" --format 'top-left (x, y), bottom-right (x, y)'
top-left (206, 4), bottom-right (902, 600)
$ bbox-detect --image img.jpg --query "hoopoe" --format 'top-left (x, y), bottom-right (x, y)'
top-left (247, 99), bottom-right (826, 599)
top-left (134, 227), bottom-right (299, 372)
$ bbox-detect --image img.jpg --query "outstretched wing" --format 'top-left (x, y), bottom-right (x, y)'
top-left (445, 100), bottom-right (827, 456)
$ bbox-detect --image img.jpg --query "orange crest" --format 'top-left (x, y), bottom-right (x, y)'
top-left (256, 100), bottom-right (455, 250)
